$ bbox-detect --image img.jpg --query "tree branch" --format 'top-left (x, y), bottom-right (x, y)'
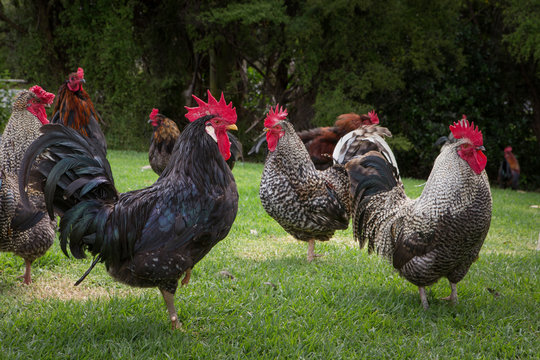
top-left (0, 9), bottom-right (27, 35)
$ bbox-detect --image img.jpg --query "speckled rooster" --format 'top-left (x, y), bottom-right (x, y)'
top-left (346, 117), bottom-right (492, 309)
top-left (51, 67), bottom-right (107, 155)
top-left (0, 86), bottom-right (56, 284)
top-left (16, 90), bottom-right (239, 329)
top-left (259, 105), bottom-right (351, 261)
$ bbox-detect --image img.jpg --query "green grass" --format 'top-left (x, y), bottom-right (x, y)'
top-left (1, 150), bottom-right (539, 359)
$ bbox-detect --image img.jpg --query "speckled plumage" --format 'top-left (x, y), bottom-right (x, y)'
top-left (260, 121), bottom-right (350, 243)
top-left (0, 90), bottom-right (56, 283)
top-left (347, 137), bottom-right (492, 308)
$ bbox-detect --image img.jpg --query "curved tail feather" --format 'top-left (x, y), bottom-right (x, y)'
top-left (17, 124), bottom-right (118, 264)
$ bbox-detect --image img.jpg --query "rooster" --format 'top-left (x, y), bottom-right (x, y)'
top-left (346, 118), bottom-right (492, 309)
top-left (147, 108), bottom-right (181, 175)
top-left (259, 105), bottom-right (350, 261)
top-left (0, 86), bottom-right (56, 284)
top-left (497, 146), bottom-right (520, 190)
top-left (297, 111), bottom-right (379, 170)
top-left (332, 115), bottom-right (402, 185)
top-left (148, 108), bottom-right (242, 175)
top-left (51, 67), bottom-right (107, 155)
top-left (16, 90), bottom-right (239, 329)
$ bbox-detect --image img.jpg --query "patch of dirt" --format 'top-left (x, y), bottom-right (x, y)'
top-left (8, 274), bottom-right (145, 302)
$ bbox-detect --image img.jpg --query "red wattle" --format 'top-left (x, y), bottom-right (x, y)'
top-left (217, 129), bottom-right (231, 160)
top-left (27, 104), bottom-right (49, 125)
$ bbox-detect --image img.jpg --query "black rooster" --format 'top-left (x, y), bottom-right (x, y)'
top-left (15, 91), bottom-right (239, 329)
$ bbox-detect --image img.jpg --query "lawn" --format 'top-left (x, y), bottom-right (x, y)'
top-left (1, 150), bottom-right (539, 359)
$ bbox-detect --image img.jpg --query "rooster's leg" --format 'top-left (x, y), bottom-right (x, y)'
top-left (419, 287), bottom-right (429, 310)
top-left (307, 239), bottom-right (323, 262)
top-left (159, 289), bottom-right (181, 330)
top-left (17, 259), bottom-right (33, 285)
top-left (181, 268), bottom-right (192, 287)
top-left (440, 282), bottom-right (458, 304)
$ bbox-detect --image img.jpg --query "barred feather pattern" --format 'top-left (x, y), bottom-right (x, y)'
top-left (348, 139), bottom-right (492, 287)
top-left (260, 121), bottom-right (350, 242)
top-left (0, 91), bottom-right (55, 269)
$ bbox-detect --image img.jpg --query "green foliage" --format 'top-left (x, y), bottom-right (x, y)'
top-left (503, 0), bottom-right (540, 67)
top-left (0, 154), bottom-right (538, 358)
top-left (0, 0), bottom-right (538, 187)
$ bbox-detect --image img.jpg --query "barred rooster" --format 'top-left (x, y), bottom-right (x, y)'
top-left (16, 91), bottom-right (239, 329)
top-left (497, 146), bottom-right (520, 190)
top-left (148, 108), bottom-right (181, 175)
top-left (346, 118), bottom-right (492, 309)
top-left (259, 105), bottom-right (350, 261)
top-left (1, 86), bottom-right (56, 284)
top-left (51, 67), bottom-right (107, 155)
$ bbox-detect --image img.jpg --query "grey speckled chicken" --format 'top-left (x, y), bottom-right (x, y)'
top-left (0, 86), bottom-right (56, 284)
top-left (259, 105), bottom-right (350, 261)
top-left (346, 117), bottom-right (492, 309)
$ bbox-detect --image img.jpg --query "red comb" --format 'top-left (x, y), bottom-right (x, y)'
top-left (449, 118), bottom-right (483, 147)
top-left (504, 146), bottom-right (512, 152)
top-left (29, 85), bottom-right (55, 105)
top-left (368, 110), bottom-right (379, 124)
top-left (150, 108), bottom-right (159, 121)
top-left (77, 67), bottom-right (84, 79)
top-left (184, 90), bottom-right (236, 123)
top-left (264, 104), bottom-right (288, 127)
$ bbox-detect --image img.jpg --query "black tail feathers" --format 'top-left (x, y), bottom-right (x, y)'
top-left (345, 153), bottom-right (399, 202)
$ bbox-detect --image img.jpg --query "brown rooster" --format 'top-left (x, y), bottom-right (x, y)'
top-left (148, 108), bottom-right (181, 175)
top-left (498, 146), bottom-right (520, 190)
top-left (51, 67), bottom-right (107, 155)
top-left (16, 90), bottom-right (239, 329)
top-left (346, 118), bottom-right (492, 309)
top-left (1, 86), bottom-right (56, 284)
top-left (297, 111), bottom-right (379, 169)
top-left (259, 105), bottom-right (351, 261)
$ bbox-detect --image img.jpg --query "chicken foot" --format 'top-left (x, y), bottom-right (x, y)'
top-left (16, 259), bottom-right (33, 285)
top-left (440, 282), bottom-right (458, 304)
top-left (307, 239), bottom-right (324, 262)
top-left (160, 289), bottom-right (181, 330)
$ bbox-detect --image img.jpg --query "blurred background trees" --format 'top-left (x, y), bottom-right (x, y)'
top-left (0, 0), bottom-right (538, 188)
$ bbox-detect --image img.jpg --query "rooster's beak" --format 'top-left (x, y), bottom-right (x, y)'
top-left (477, 146), bottom-right (485, 151)
top-left (226, 124), bottom-right (238, 131)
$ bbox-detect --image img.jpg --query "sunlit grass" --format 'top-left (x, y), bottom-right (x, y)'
top-left (1, 150), bottom-right (538, 359)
